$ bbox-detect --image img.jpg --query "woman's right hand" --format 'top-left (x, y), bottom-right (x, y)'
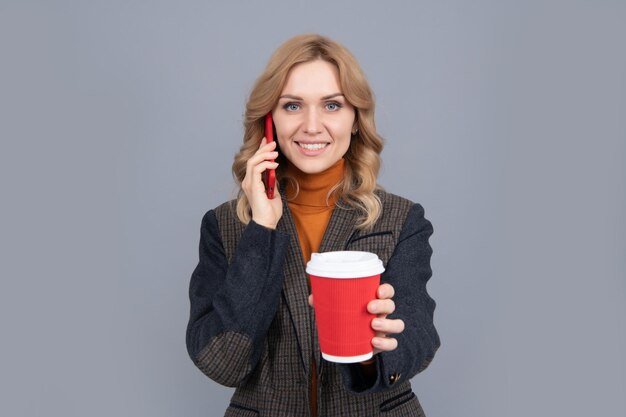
top-left (241, 137), bottom-right (283, 230)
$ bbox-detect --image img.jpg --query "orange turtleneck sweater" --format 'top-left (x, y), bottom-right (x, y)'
top-left (284, 157), bottom-right (344, 266)
top-left (283, 157), bottom-right (375, 416)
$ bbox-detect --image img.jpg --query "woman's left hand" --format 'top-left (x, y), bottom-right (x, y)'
top-left (307, 283), bottom-right (405, 355)
top-left (368, 283), bottom-right (404, 354)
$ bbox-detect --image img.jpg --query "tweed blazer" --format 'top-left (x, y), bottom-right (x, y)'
top-left (186, 182), bottom-right (440, 417)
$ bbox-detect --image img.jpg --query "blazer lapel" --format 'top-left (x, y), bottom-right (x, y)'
top-left (276, 179), bottom-right (360, 376)
top-left (276, 191), bottom-right (314, 375)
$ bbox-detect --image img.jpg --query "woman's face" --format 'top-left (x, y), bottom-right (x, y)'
top-left (272, 59), bottom-right (356, 174)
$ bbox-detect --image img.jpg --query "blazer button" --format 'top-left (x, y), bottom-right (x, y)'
top-left (389, 373), bottom-right (401, 384)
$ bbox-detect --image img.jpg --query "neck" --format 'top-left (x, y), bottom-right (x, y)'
top-left (283, 158), bottom-right (346, 207)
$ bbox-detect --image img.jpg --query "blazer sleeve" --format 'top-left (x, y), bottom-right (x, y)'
top-left (185, 209), bottom-right (291, 387)
top-left (339, 203), bottom-right (441, 394)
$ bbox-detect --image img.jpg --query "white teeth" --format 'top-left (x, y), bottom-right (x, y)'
top-left (298, 142), bottom-right (328, 150)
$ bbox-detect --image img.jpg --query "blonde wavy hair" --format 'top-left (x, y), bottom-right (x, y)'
top-left (231, 33), bottom-right (385, 231)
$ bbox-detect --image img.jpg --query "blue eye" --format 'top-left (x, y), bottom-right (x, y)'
top-left (326, 102), bottom-right (342, 111)
top-left (283, 103), bottom-right (300, 111)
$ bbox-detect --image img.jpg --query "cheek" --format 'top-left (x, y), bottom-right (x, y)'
top-left (273, 117), bottom-right (295, 142)
top-left (328, 122), bottom-right (354, 143)
top-left (275, 135), bottom-right (287, 153)
top-left (275, 126), bottom-right (293, 152)
top-left (331, 114), bottom-right (355, 135)
top-left (275, 129), bottom-right (290, 149)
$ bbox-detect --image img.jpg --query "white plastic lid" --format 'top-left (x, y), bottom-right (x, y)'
top-left (305, 251), bottom-right (385, 278)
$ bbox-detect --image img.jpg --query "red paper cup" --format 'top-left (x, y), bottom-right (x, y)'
top-left (306, 251), bottom-right (385, 363)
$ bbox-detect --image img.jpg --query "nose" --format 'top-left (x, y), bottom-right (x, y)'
top-left (303, 107), bottom-right (322, 135)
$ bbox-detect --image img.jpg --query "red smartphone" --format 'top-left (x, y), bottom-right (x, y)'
top-left (263, 112), bottom-right (276, 199)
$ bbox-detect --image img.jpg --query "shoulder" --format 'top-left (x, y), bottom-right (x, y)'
top-left (374, 188), bottom-right (432, 235)
top-left (196, 199), bottom-right (241, 245)
top-left (375, 188), bottom-right (415, 210)
top-left (374, 188), bottom-right (426, 220)
top-left (212, 198), bottom-right (238, 215)
top-left (209, 199), bottom-right (239, 225)
top-left (197, 199), bottom-right (237, 229)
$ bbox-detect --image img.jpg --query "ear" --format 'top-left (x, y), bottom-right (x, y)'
top-left (351, 116), bottom-right (359, 134)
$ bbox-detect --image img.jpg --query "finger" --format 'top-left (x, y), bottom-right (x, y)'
top-left (247, 157), bottom-right (278, 172)
top-left (248, 148), bottom-right (278, 165)
top-left (371, 318), bottom-right (405, 334)
top-left (248, 153), bottom-right (278, 171)
top-left (244, 161), bottom-right (279, 193)
top-left (253, 161), bottom-right (279, 175)
top-left (308, 294), bottom-right (314, 307)
top-left (372, 336), bottom-right (398, 352)
top-left (367, 299), bottom-right (395, 315)
top-left (377, 283), bottom-right (395, 299)
top-left (258, 139), bottom-right (277, 150)
top-left (250, 150), bottom-right (279, 163)
top-left (245, 159), bottom-right (279, 181)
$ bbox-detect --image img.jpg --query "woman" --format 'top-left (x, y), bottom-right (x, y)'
top-left (186, 33), bottom-right (440, 417)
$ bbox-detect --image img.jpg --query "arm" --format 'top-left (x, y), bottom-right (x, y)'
top-left (185, 209), bottom-right (290, 387)
top-left (340, 203), bottom-right (441, 393)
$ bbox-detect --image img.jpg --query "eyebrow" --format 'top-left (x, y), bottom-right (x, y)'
top-left (278, 93), bottom-right (345, 100)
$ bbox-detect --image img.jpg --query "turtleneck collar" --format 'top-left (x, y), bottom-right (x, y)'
top-left (283, 158), bottom-right (346, 207)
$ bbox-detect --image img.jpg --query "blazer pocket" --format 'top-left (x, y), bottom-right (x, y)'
top-left (225, 402), bottom-right (259, 417)
top-left (346, 230), bottom-right (393, 246)
top-left (379, 389), bottom-right (418, 413)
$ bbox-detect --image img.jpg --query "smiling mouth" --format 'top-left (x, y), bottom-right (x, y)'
top-left (295, 142), bottom-right (329, 150)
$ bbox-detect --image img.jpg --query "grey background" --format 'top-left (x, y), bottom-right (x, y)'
top-left (1, 1), bottom-right (624, 416)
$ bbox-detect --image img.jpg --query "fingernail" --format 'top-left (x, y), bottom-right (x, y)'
top-left (370, 302), bottom-right (378, 311)
top-left (372, 319), bottom-right (382, 329)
